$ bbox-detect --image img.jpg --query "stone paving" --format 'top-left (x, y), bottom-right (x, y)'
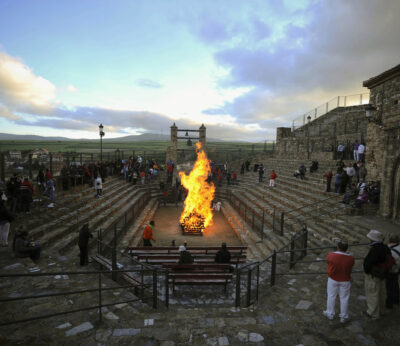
top-left (1, 232), bottom-right (400, 346)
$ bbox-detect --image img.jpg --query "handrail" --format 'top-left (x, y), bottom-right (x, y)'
top-left (284, 193), bottom-right (342, 217)
top-left (292, 92), bottom-right (370, 129)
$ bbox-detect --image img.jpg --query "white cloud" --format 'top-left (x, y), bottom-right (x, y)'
top-left (66, 85), bottom-right (79, 93)
top-left (0, 51), bottom-right (56, 111)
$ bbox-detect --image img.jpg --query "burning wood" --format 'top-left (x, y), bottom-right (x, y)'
top-left (179, 142), bottom-right (215, 235)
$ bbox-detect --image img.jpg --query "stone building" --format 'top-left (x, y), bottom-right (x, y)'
top-left (363, 64), bottom-right (400, 220)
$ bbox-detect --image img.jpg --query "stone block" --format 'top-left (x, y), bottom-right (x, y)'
top-left (65, 322), bottom-right (94, 336)
top-left (112, 328), bottom-right (141, 336)
top-left (295, 300), bottom-right (312, 310)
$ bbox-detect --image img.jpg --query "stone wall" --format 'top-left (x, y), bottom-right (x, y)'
top-left (276, 105), bottom-right (368, 160)
top-left (364, 67), bottom-right (400, 219)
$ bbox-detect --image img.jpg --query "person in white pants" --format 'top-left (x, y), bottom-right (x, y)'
top-left (0, 199), bottom-right (14, 246)
top-left (323, 241), bottom-right (355, 323)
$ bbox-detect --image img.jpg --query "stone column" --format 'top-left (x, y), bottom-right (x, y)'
top-left (199, 124), bottom-right (206, 147)
top-left (166, 123), bottom-right (178, 164)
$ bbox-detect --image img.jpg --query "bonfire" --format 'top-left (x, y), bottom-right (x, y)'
top-left (179, 142), bottom-right (215, 234)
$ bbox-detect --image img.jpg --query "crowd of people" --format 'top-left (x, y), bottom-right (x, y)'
top-left (323, 229), bottom-right (399, 322)
top-left (337, 139), bottom-right (366, 162)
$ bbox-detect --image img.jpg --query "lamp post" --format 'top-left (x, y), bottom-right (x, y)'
top-left (99, 124), bottom-right (105, 162)
top-left (306, 115), bottom-right (311, 160)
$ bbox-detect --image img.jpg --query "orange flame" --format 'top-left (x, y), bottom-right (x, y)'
top-left (179, 142), bottom-right (215, 230)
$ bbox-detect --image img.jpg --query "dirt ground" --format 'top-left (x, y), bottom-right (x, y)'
top-left (150, 205), bottom-right (243, 248)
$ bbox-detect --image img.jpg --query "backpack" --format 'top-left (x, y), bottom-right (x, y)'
top-left (370, 250), bottom-right (396, 279)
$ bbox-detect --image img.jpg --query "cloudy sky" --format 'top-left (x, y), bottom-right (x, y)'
top-left (0, 0), bottom-right (399, 141)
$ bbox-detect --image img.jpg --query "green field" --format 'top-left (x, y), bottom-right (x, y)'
top-left (0, 140), bottom-right (271, 153)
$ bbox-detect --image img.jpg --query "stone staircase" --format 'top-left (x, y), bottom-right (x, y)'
top-left (214, 157), bottom-right (373, 260)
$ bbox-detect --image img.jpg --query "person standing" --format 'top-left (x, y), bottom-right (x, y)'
top-left (386, 234), bottom-right (400, 309)
top-left (143, 221), bottom-right (156, 246)
top-left (363, 229), bottom-right (391, 319)
top-left (258, 164), bottom-right (264, 183)
top-left (95, 175), bottom-right (103, 198)
top-left (269, 170), bottom-right (277, 187)
top-left (323, 241), bottom-right (354, 323)
top-left (0, 199), bottom-right (14, 247)
top-left (353, 140), bottom-right (359, 161)
top-left (232, 171), bottom-right (237, 185)
top-left (325, 170), bottom-right (333, 192)
top-left (78, 223), bottom-right (92, 266)
top-left (337, 144), bottom-right (345, 160)
top-left (358, 143), bottom-right (366, 163)
top-left (345, 164), bottom-right (355, 187)
top-left (19, 178), bottom-right (34, 213)
top-left (44, 177), bottom-right (55, 208)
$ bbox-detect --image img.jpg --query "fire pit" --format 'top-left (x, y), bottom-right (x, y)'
top-left (180, 212), bottom-right (205, 236)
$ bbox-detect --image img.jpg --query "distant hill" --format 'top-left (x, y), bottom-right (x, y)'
top-left (0, 133), bottom-right (73, 141)
top-left (0, 132), bottom-right (223, 142)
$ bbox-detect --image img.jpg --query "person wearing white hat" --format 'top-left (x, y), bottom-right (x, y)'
top-left (363, 229), bottom-right (391, 319)
top-left (178, 245), bottom-right (193, 264)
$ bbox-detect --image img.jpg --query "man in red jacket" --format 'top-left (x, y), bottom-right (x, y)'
top-left (269, 170), bottom-right (277, 187)
top-left (143, 221), bottom-right (156, 246)
top-left (323, 241), bottom-right (354, 323)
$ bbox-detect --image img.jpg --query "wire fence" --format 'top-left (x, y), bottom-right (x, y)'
top-left (292, 93), bottom-right (370, 130)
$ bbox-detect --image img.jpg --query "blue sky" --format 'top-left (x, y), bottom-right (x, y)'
top-left (0, 0), bottom-right (399, 140)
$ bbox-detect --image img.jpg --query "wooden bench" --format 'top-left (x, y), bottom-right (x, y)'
top-left (127, 246), bottom-right (247, 256)
top-left (137, 254), bottom-right (246, 265)
top-left (162, 263), bottom-right (233, 292)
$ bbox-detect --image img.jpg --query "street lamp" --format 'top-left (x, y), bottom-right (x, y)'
top-left (99, 124), bottom-right (105, 162)
top-left (306, 115), bottom-right (311, 160)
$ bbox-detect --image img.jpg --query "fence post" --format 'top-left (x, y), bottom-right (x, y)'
top-left (49, 153), bottom-right (53, 174)
top-left (28, 154), bottom-right (33, 179)
top-left (165, 270), bottom-right (169, 309)
top-left (98, 268), bottom-right (102, 323)
top-left (270, 251), bottom-right (276, 286)
top-left (289, 236), bottom-right (295, 269)
top-left (272, 208), bottom-right (276, 234)
top-left (256, 264), bottom-right (260, 301)
top-left (337, 96), bottom-right (340, 107)
top-left (246, 269), bottom-right (252, 307)
top-left (344, 96), bottom-right (347, 107)
top-left (360, 93), bottom-right (363, 104)
top-left (280, 212), bottom-right (284, 236)
top-left (260, 210), bottom-right (264, 240)
top-left (97, 230), bottom-right (101, 255)
top-left (112, 224), bottom-right (117, 281)
top-left (235, 268), bottom-right (241, 307)
top-left (303, 226), bottom-right (308, 258)
top-left (153, 270), bottom-right (158, 309)
top-left (0, 153), bottom-right (4, 182)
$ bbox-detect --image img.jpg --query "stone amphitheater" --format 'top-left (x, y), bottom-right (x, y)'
top-left (1, 154), bottom-right (400, 346)
top-left (1, 63), bottom-right (400, 346)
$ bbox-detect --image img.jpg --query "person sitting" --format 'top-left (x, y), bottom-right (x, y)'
top-left (298, 164), bottom-right (306, 180)
top-left (352, 191), bottom-right (369, 208)
top-left (13, 227), bottom-right (41, 261)
top-left (309, 161), bottom-right (319, 174)
top-left (215, 242), bottom-right (231, 263)
top-left (178, 245), bottom-right (194, 264)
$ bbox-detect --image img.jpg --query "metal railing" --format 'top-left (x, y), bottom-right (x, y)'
top-left (276, 193), bottom-right (344, 236)
top-left (235, 228), bottom-right (370, 307)
top-left (235, 228), bottom-right (308, 307)
top-left (0, 268), bottom-right (156, 326)
top-left (226, 189), bottom-right (265, 240)
top-left (292, 93), bottom-right (370, 130)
